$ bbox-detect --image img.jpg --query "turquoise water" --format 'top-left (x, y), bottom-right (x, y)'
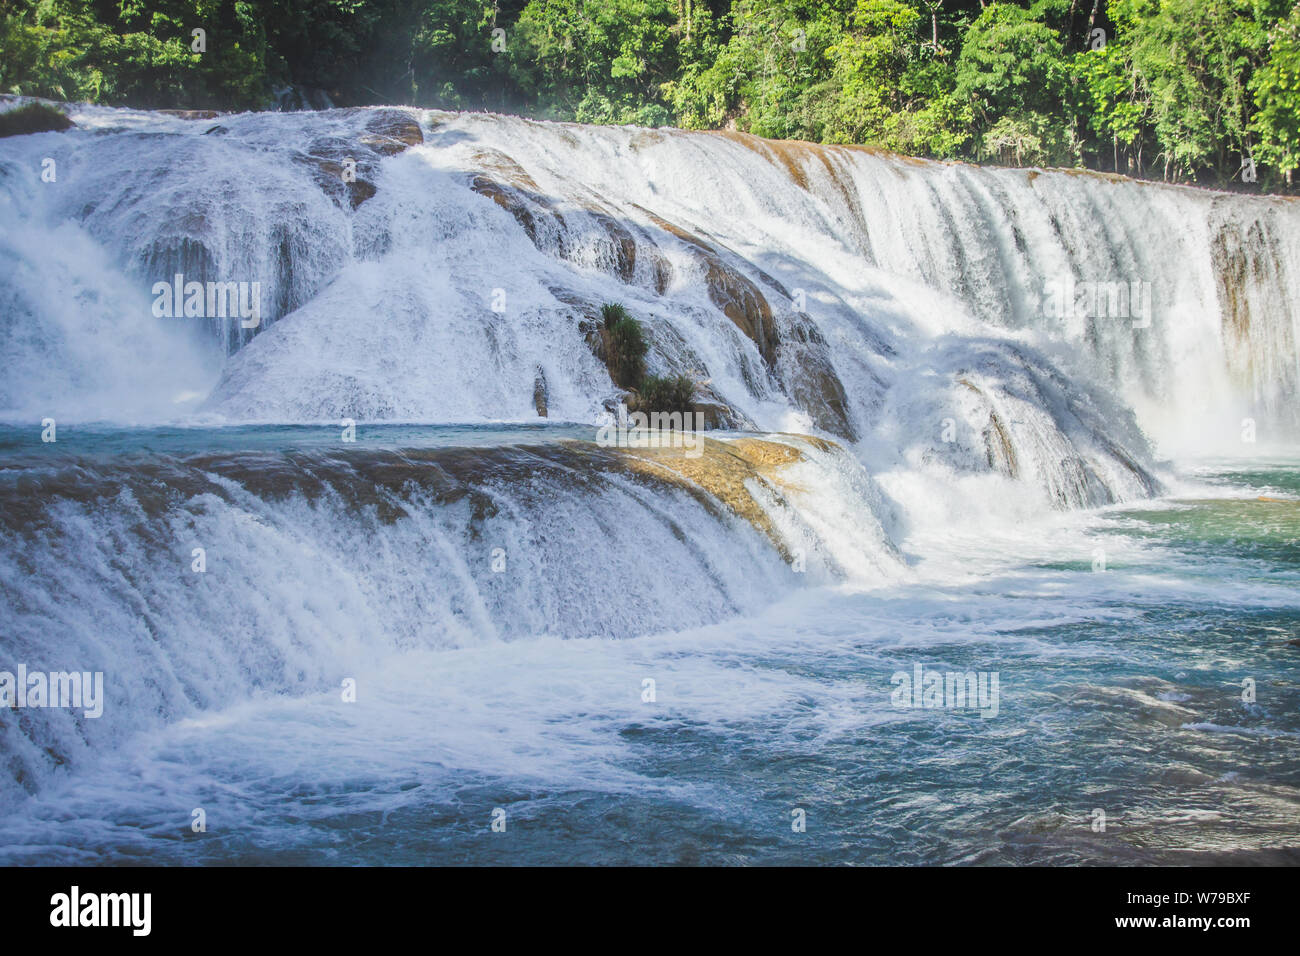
top-left (0, 421), bottom-right (597, 461)
top-left (0, 429), bottom-right (1296, 865)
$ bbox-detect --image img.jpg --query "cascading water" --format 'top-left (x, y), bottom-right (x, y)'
top-left (0, 99), bottom-right (1297, 865)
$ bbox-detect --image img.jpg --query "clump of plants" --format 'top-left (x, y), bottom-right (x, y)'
top-left (0, 102), bottom-right (73, 138)
top-left (636, 374), bottom-right (696, 415)
top-left (595, 302), bottom-right (697, 415)
top-left (601, 302), bottom-right (647, 389)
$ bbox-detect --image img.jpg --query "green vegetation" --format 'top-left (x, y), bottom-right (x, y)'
top-left (601, 302), bottom-right (648, 388)
top-left (638, 374), bottom-right (698, 415)
top-left (0, 101), bottom-right (72, 136)
top-left (2, 1), bottom-right (1297, 188)
top-left (601, 302), bottom-right (632, 328)
top-left (596, 303), bottom-right (698, 413)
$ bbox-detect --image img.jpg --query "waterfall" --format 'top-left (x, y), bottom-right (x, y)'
top-left (3, 102), bottom-right (1296, 454)
top-left (0, 431), bottom-right (901, 800)
top-left (2, 99), bottom-right (1298, 805)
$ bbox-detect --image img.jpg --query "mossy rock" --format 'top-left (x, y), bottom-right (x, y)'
top-left (0, 103), bottom-right (73, 138)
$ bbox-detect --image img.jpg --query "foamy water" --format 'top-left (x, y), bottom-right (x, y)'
top-left (1, 101), bottom-right (1298, 864)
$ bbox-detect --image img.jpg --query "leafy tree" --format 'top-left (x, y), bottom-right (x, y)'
top-left (951, 2), bottom-right (1076, 166)
top-left (662, 0), bottom-right (855, 140)
top-left (820, 0), bottom-right (922, 143)
top-left (1, 0), bottom-right (268, 108)
top-left (1106, 0), bottom-right (1278, 181)
top-left (1075, 24), bottom-right (1152, 173)
top-left (509, 0), bottom-right (683, 124)
top-left (0, 0), bottom-right (1295, 192)
top-left (1251, 2), bottom-right (1300, 181)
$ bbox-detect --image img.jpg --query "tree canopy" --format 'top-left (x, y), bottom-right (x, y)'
top-left (2, 0), bottom-right (1297, 189)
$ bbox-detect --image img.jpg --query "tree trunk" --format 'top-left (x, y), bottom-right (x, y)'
top-left (924, 1), bottom-right (944, 51)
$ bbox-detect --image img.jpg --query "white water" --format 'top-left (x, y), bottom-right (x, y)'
top-left (2, 102), bottom-right (1299, 854)
top-left (3, 103), bottom-right (1296, 455)
top-left (2, 461), bottom-right (1297, 864)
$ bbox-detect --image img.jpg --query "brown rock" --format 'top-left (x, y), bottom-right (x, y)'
top-left (533, 366), bottom-right (549, 418)
top-left (638, 209), bottom-right (779, 364)
top-left (361, 109), bottom-right (424, 155)
top-left (158, 109), bottom-right (223, 120)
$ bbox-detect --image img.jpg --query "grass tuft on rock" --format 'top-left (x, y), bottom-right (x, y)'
top-left (600, 302), bottom-right (630, 329)
top-left (636, 374), bottom-right (696, 415)
top-left (603, 305), bottom-right (648, 389)
top-left (596, 302), bottom-right (698, 416)
top-left (0, 102), bottom-right (73, 138)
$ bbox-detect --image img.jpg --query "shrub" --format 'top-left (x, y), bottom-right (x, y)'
top-left (595, 303), bottom-right (697, 416)
top-left (600, 302), bottom-right (630, 329)
top-left (637, 374), bottom-right (696, 415)
top-left (603, 305), bottom-right (647, 388)
top-left (0, 102), bottom-right (73, 137)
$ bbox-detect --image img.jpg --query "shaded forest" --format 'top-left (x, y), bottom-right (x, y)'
top-left (2, 1), bottom-right (1298, 189)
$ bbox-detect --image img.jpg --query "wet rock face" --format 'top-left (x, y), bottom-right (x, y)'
top-left (955, 377), bottom-right (1019, 479)
top-left (616, 434), bottom-right (827, 558)
top-left (707, 261), bottom-right (778, 363)
top-left (639, 210), bottom-right (780, 365)
top-left (468, 149), bottom-right (647, 286)
top-left (461, 144), bottom-right (857, 440)
top-left (688, 397), bottom-right (753, 430)
top-left (1211, 212), bottom-right (1299, 429)
top-left (300, 109), bottom-right (424, 210)
top-left (1213, 218), bottom-right (1261, 345)
top-left (588, 210), bottom-right (638, 283)
top-left (468, 149), bottom-right (560, 243)
top-left (940, 348), bottom-right (1162, 509)
top-left (634, 215), bottom-right (859, 439)
top-left (360, 109), bottom-right (425, 155)
top-left (983, 412), bottom-right (1019, 477)
top-left (470, 152), bottom-right (760, 323)
top-left (776, 330), bottom-right (856, 441)
top-left (301, 149), bottom-right (379, 209)
top-left (533, 366), bottom-right (549, 418)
